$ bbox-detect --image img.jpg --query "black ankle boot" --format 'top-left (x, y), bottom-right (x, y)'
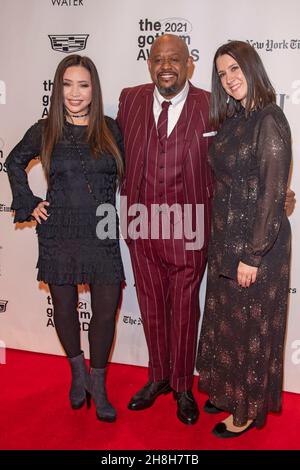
top-left (68, 352), bottom-right (91, 409)
top-left (90, 367), bottom-right (116, 422)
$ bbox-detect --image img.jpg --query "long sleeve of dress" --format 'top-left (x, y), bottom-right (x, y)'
top-left (6, 122), bottom-right (44, 223)
top-left (241, 110), bottom-right (291, 267)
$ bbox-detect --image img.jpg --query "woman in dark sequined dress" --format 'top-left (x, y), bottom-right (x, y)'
top-left (196, 41), bottom-right (292, 437)
top-left (6, 55), bottom-right (125, 422)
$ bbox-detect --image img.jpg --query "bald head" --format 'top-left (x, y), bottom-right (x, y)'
top-left (149, 34), bottom-right (190, 61)
top-left (147, 34), bottom-right (193, 98)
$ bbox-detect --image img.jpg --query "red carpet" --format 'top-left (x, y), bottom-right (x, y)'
top-left (0, 349), bottom-right (299, 450)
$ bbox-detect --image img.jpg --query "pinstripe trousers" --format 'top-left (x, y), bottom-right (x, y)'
top-left (129, 230), bottom-right (206, 392)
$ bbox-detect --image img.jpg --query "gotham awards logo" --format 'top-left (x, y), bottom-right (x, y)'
top-left (137, 17), bottom-right (199, 62)
top-left (46, 295), bottom-right (91, 330)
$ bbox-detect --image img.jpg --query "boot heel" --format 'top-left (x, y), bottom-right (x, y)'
top-left (90, 367), bottom-right (117, 423)
top-left (71, 399), bottom-right (85, 410)
top-left (96, 412), bottom-right (117, 423)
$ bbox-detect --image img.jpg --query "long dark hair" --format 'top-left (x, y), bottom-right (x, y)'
top-left (41, 54), bottom-right (123, 181)
top-left (210, 41), bottom-right (276, 128)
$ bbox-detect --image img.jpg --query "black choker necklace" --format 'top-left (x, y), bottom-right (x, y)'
top-left (67, 112), bottom-right (89, 118)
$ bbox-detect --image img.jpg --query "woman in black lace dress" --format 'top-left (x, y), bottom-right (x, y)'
top-left (6, 55), bottom-right (124, 422)
top-left (196, 41), bottom-right (292, 437)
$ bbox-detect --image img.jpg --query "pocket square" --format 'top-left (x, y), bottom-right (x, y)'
top-left (202, 131), bottom-right (217, 137)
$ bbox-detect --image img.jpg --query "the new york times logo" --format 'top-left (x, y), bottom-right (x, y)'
top-left (48, 34), bottom-right (89, 53)
top-left (123, 314), bottom-right (143, 326)
top-left (246, 39), bottom-right (300, 52)
top-left (0, 204), bottom-right (12, 213)
top-left (137, 18), bottom-right (199, 62)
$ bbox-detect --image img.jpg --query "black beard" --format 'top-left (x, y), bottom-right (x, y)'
top-left (157, 84), bottom-right (178, 96)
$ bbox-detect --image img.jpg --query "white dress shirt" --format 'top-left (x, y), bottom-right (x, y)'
top-left (153, 80), bottom-right (189, 137)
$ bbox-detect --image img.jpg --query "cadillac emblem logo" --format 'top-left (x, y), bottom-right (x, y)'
top-left (48, 34), bottom-right (89, 53)
top-left (0, 300), bottom-right (8, 313)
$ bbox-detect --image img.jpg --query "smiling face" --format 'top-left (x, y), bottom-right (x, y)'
top-left (147, 35), bottom-right (192, 98)
top-left (216, 54), bottom-right (248, 107)
top-left (63, 65), bottom-right (92, 116)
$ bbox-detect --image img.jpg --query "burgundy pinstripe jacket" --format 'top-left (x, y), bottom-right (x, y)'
top-left (117, 82), bottom-right (215, 250)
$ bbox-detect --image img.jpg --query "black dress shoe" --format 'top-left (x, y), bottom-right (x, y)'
top-left (128, 380), bottom-right (172, 410)
top-left (203, 399), bottom-right (224, 414)
top-left (212, 420), bottom-right (256, 438)
top-left (174, 390), bottom-right (199, 425)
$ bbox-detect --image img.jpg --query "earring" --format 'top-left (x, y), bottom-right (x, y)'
top-left (226, 95), bottom-right (230, 104)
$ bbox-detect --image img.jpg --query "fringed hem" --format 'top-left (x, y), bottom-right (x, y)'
top-left (37, 268), bottom-right (125, 286)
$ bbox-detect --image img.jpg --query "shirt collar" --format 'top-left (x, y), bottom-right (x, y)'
top-left (153, 80), bottom-right (189, 108)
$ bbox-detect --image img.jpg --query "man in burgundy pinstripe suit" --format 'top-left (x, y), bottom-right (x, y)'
top-left (117, 34), bottom-right (214, 425)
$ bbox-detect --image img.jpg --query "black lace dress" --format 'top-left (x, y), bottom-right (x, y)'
top-left (6, 118), bottom-right (125, 285)
top-left (196, 104), bottom-right (291, 428)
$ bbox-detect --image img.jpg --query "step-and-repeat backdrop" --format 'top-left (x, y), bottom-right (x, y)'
top-left (0, 0), bottom-right (299, 392)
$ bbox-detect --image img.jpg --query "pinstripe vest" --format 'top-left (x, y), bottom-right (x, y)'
top-left (139, 105), bottom-right (187, 207)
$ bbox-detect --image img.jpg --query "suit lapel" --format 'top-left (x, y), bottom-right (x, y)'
top-left (182, 84), bottom-right (204, 162)
top-left (137, 84), bottom-right (154, 159)
top-left (135, 83), bottom-right (205, 163)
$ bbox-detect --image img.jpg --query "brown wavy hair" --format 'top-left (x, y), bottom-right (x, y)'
top-left (210, 41), bottom-right (276, 129)
top-left (41, 54), bottom-right (123, 181)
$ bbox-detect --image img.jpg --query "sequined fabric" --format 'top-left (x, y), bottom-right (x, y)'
top-left (196, 103), bottom-right (291, 427)
top-left (6, 117), bottom-right (125, 285)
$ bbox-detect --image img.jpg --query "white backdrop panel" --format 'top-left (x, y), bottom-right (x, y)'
top-left (0, 0), bottom-right (299, 392)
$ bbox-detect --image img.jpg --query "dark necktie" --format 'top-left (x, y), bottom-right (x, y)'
top-left (157, 100), bottom-right (171, 149)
